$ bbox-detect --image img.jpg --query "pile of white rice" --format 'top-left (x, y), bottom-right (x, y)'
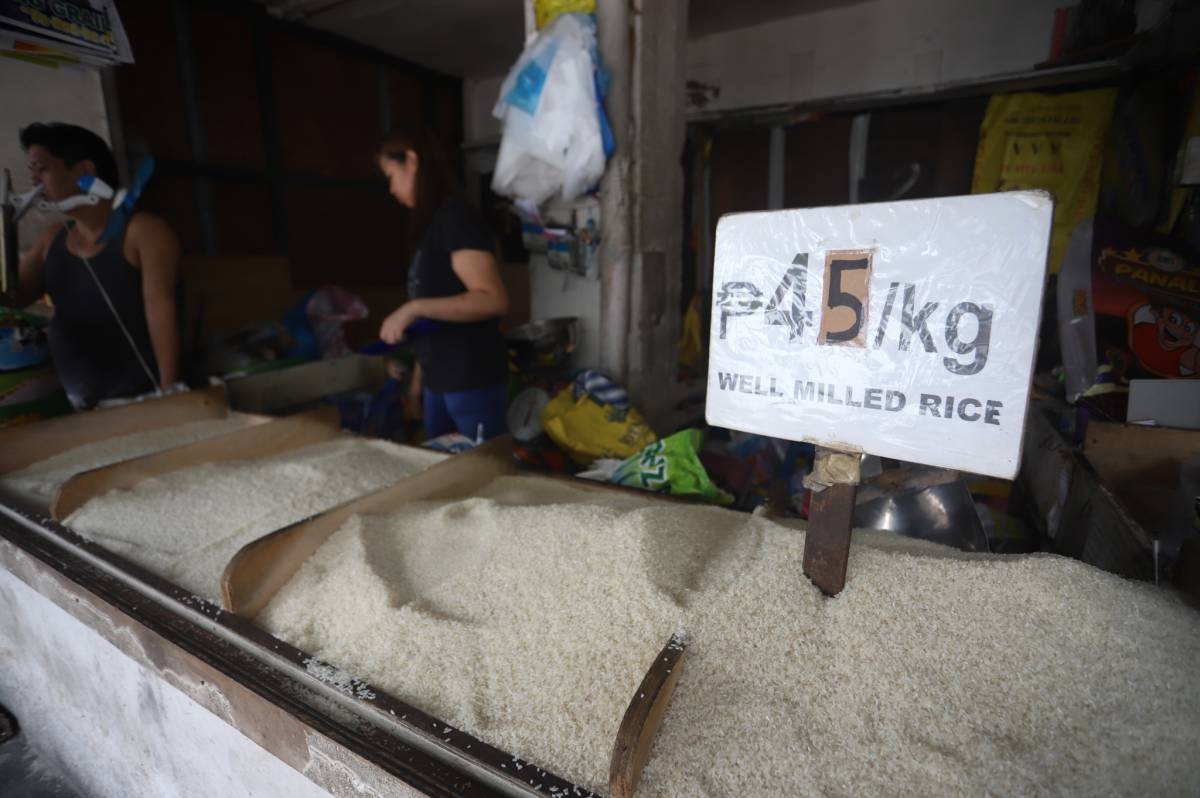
top-left (260, 475), bottom-right (1200, 796)
top-left (67, 437), bottom-right (444, 600)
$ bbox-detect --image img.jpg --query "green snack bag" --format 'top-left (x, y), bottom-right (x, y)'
top-left (612, 428), bottom-right (734, 505)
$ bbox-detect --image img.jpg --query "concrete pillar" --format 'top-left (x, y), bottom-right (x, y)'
top-left (596, 0), bottom-right (688, 429)
top-left (596, 0), bottom-right (633, 383)
top-left (624, 0), bottom-right (689, 429)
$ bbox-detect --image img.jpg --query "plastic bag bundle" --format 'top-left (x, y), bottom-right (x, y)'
top-left (305, 286), bottom-right (367, 358)
top-left (492, 13), bottom-right (607, 205)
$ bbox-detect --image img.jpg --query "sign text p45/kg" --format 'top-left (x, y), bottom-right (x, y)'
top-left (716, 249), bottom-right (995, 377)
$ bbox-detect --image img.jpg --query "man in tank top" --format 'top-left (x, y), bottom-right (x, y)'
top-left (15, 123), bottom-right (180, 409)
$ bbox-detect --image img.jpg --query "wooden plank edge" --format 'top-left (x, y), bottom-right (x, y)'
top-left (221, 435), bottom-right (517, 617)
top-left (50, 406), bottom-right (340, 521)
top-left (0, 385), bottom-right (230, 475)
top-left (609, 631), bottom-right (688, 798)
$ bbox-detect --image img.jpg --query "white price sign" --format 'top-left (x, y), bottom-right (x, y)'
top-left (705, 191), bottom-right (1053, 478)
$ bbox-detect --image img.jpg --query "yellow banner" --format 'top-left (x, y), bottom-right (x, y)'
top-left (972, 88), bottom-right (1117, 274)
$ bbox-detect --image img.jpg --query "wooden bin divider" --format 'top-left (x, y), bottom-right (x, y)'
top-left (218, 434), bottom-right (698, 797)
top-left (610, 632), bottom-right (688, 798)
top-left (0, 386), bottom-right (230, 476)
top-left (221, 435), bottom-right (517, 616)
top-left (51, 406), bottom-right (341, 520)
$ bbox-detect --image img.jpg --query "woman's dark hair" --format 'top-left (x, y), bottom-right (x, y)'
top-left (20, 122), bottom-right (119, 187)
top-left (378, 125), bottom-right (456, 235)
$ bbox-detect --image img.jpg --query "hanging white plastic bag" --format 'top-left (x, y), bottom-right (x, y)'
top-left (492, 13), bottom-right (605, 204)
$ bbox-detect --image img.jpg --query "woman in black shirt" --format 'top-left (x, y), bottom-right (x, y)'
top-left (377, 126), bottom-right (510, 440)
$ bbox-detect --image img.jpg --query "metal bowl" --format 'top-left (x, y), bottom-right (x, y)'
top-left (854, 479), bottom-right (989, 552)
top-left (506, 317), bottom-right (578, 372)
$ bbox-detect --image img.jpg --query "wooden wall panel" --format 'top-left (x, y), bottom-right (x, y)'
top-left (284, 185), bottom-right (405, 289)
top-left (115, 0), bottom-right (463, 290)
top-left (863, 105), bottom-right (941, 201)
top-left (933, 98), bottom-right (988, 197)
top-left (863, 98), bottom-right (986, 202)
top-left (189, 4), bottom-right (266, 170)
top-left (113, 0), bottom-right (191, 164)
top-left (270, 32), bottom-right (381, 180)
top-left (708, 127), bottom-right (771, 248)
top-left (139, 175), bottom-right (204, 255)
top-left (431, 81), bottom-right (464, 148)
top-left (784, 114), bottom-right (853, 208)
top-left (388, 70), bottom-right (427, 130)
top-left (210, 179), bottom-right (275, 255)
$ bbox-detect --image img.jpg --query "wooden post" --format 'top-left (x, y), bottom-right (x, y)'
top-left (802, 446), bottom-right (862, 597)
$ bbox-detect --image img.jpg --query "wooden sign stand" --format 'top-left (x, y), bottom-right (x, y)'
top-left (801, 446), bottom-right (862, 596)
top-left (49, 407), bottom-right (339, 520)
top-left (0, 386), bottom-right (229, 476)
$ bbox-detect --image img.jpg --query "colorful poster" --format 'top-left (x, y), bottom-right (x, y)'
top-left (0, 0), bottom-right (131, 66)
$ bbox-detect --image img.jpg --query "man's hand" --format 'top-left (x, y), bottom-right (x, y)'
top-left (380, 301), bottom-right (422, 345)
